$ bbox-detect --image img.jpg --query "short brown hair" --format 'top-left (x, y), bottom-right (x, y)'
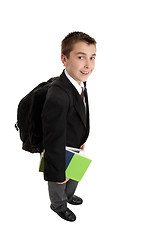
top-left (61, 31), bottom-right (96, 58)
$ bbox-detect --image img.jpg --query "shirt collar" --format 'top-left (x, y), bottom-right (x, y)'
top-left (65, 69), bottom-right (83, 95)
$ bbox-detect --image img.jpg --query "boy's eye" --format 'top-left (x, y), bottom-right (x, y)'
top-left (78, 56), bottom-right (84, 59)
top-left (90, 57), bottom-right (95, 60)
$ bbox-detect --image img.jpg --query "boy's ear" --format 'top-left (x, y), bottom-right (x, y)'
top-left (61, 54), bottom-right (67, 66)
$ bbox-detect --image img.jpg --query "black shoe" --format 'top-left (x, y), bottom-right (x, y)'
top-left (50, 205), bottom-right (76, 222)
top-left (68, 195), bottom-right (83, 205)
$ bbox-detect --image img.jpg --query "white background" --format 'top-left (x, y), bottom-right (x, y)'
top-left (0, 0), bottom-right (160, 239)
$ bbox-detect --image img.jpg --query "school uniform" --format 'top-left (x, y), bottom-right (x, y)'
top-left (41, 69), bottom-right (90, 213)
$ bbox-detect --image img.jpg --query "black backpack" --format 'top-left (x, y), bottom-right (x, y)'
top-left (15, 77), bottom-right (59, 153)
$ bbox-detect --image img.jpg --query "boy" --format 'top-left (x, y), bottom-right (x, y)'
top-left (42, 32), bottom-right (96, 221)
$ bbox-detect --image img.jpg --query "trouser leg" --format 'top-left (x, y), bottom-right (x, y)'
top-left (48, 181), bottom-right (67, 213)
top-left (65, 179), bottom-right (78, 201)
top-left (48, 180), bottom-right (78, 213)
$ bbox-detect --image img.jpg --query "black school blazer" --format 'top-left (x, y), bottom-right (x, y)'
top-left (41, 70), bottom-right (90, 182)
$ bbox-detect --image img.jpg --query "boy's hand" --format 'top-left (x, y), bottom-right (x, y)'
top-left (80, 144), bottom-right (85, 149)
top-left (57, 178), bottom-right (69, 184)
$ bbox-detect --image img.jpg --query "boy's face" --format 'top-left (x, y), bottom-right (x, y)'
top-left (61, 41), bottom-right (96, 85)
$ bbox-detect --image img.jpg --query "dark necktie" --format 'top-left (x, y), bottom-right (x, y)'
top-left (81, 84), bottom-right (89, 129)
top-left (81, 87), bottom-right (85, 101)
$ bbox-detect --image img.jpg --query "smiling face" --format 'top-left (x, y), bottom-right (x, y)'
top-left (61, 41), bottom-right (96, 85)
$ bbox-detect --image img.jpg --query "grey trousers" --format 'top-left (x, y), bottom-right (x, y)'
top-left (48, 179), bottom-right (78, 213)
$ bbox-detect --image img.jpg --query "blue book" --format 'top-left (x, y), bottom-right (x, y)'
top-left (65, 147), bottom-right (80, 169)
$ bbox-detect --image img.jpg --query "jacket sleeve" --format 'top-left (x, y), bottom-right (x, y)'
top-left (41, 86), bottom-right (69, 182)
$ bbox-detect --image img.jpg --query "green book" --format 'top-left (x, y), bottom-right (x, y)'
top-left (39, 155), bottom-right (45, 173)
top-left (39, 147), bottom-right (92, 182)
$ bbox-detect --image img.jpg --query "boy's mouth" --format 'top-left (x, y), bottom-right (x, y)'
top-left (80, 71), bottom-right (89, 75)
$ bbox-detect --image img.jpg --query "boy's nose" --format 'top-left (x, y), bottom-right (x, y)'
top-left (84, 65), bottom-right (89, 69)
top-left (84, 60), bottom-right (90, 69)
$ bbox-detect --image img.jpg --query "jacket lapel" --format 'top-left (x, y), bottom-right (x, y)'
top-left (72, 89), bottom-right (86, 127)
top-left (59, 71), bottom-right (87, 127)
